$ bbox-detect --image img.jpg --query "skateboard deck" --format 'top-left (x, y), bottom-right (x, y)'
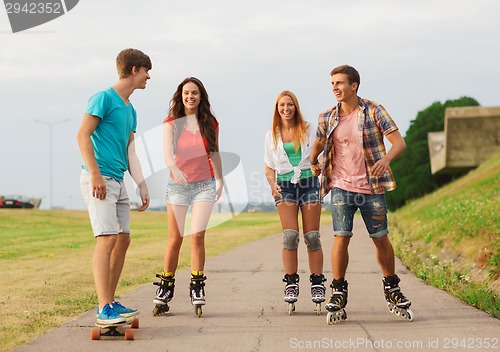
top-left (91, 317), bottom-right (139, 340)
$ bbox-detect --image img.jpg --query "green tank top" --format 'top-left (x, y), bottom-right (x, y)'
top-left (277, 142), bottom-right (313, 182)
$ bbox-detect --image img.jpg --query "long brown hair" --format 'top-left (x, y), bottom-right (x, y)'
top-left (272, 90), bottom-right (307, 152)
top-left (168, 77), bottom-right (218, 152)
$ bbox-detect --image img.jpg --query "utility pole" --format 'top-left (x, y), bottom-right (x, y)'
top-left (35, 118), bottom-right (70, 209)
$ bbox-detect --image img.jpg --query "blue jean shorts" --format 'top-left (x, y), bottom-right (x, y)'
top-left (276, 176), bottom-right (322, 207)
top-left (331, 187), bottom-right (388, 238)
top-left (166, 178), bottom-right (216, 206)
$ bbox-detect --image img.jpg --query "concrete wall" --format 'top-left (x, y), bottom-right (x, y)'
top-left (428, 106), bottom-right (500, 174)
top-left (428, 131), bottom-right (446, 174)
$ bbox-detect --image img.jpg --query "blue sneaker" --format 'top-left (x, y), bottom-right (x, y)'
top-left (97, 303), bottom-right (126, 325)
top-left (112, 301), bottom-right (139, 318)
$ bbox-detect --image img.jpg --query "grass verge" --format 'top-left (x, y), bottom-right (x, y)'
top-left (0, 208), bottom-right (330, 351)
top-left (390, 152), bottom-right (500, 319)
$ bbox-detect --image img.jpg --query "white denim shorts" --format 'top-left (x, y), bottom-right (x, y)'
top-left (80, 169), bottom-right (130, 237)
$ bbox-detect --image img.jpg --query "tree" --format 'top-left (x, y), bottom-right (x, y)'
top-left (386, 96), bottom-right (480, 210)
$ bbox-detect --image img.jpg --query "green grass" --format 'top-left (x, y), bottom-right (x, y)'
top-left (0, 208), bottom-right (330, 351)
top-left (390, 152), bottom-right (500, 318)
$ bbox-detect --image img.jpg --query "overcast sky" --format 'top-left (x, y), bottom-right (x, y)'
top-left (1, 0), bottom-right (499, 210)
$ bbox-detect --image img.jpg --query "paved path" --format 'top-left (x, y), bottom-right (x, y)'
top-left (16, 219), bottom-right (499, 352)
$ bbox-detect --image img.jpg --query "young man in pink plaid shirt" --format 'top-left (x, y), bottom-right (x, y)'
top-left (311, 65), bottom-right (413, 322)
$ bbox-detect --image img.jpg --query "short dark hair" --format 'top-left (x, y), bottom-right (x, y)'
top-left (330, 65), bottom-right (360, 92)
top-left (116, 48), bottom-right (152, 78)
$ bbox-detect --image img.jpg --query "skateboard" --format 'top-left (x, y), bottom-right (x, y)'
top-left (90, 317), bottom-right (139, 340)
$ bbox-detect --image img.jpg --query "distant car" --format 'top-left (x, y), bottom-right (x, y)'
top-left (0, 197), bottom-right (35, 209)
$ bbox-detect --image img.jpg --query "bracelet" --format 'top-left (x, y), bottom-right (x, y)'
top-left (310, 159), bottom-right (319, 165)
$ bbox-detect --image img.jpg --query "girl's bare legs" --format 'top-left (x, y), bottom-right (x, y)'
top-left (189, 201), bottom-right (215, 271)
top-left (163, 204), bottom-right (188, 273)
top-left (277, 201), bottom-right (299, 274)
top-left (300, 202), bottom-right (323, 274)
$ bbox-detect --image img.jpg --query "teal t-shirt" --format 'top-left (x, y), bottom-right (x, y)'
top-left (277, 142), bottom-right (313, 182)
top-left (83, 88), bottom-right (137, 181)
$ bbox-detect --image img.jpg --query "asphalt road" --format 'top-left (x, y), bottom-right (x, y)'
top-left (15, 219), bottom-right (500, 352)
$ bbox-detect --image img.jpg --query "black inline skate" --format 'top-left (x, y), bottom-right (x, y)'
top-left (310, 274), bottom-right (326, 315)
top-left (383, 275), bottom-right (413, 321)
top-left (283, 273), bottom-right (299, 315)
top-left (153, 273), bottom-right (175, 316)
top-left (325, 278), bottom-right (348, 325)
top-left (190, 274), bottom-right (207, 318)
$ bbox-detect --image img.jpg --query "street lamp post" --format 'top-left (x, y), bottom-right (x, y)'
top-left (35, 118), bottom-right (70, 209)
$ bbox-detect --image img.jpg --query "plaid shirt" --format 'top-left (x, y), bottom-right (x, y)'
top-left (316, 97), bottom-right (399, 198)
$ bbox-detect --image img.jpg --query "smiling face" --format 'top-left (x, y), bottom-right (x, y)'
top-left (331, 73), bottom-right (358, 104)
top-left (135, 66), bottom-right (150, 89)
top-left (277, 95), bottom-right (296, 122)
top-left (182, 81), bottom-right (201, 114)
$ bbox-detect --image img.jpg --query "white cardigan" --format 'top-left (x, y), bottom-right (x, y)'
top-left (264, 124), bottom-right (314, 184)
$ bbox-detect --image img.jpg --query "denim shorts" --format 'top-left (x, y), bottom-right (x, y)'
top-left (166, 178), bottom-right (216, 206)
top-left (331, 187), bottom-right (388, 238)
top-left (276, 176), bottom-right (321, 207)
top-left (80, 169), bottom-right (130, 237)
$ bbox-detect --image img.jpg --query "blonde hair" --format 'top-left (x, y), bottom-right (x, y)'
top-left (272, 90), bottom-right (307, 152)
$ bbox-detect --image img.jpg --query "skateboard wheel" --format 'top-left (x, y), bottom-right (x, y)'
top-left (124, 329), bottom-right (135, 340)
top-left (130, 317), bottom-right (139, 329)
top-left (91, 327), bottom-right (101, 340)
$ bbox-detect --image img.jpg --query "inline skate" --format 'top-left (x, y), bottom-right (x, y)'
top-left (383, 275), bottom-right (413, 321)
top-left (153, 273), bottom-right (175, 316)
top-left (310, 274), bottom-right (326, 315)
top-left (190, 273), bottom-right (207, 318)
top-left (283, 273), bottom-right (299, 315)
top-left (325, 279), bottom-right (348, 325)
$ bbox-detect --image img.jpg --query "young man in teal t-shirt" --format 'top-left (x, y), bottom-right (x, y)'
top-left (77, 48), bottom-right (152, 325)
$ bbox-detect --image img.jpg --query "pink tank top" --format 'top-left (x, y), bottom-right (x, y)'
top-left (331, 108), bottom-right (371, 194)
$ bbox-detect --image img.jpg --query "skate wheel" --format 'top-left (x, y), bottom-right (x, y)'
top-left (196, 306), bottom-right (202, 318)
top-left (387, 303), bottom-right (395, 313)
top-left (124, 329), bottom-right (134, 340)
top-left (326, 312), bottom-right (333, 325)
top-left (91, 327), bottom-right (101, 340)
top-left (288, 303), bottom-right (295, 316)
top-left (315, 303), bottom-right (321, 316)
top-left (153, 304), bottom-right (169, 316)
top-left (406, 309), bottom-right (414, 322)
top-left (130, 317), bottom-right (139, 329)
